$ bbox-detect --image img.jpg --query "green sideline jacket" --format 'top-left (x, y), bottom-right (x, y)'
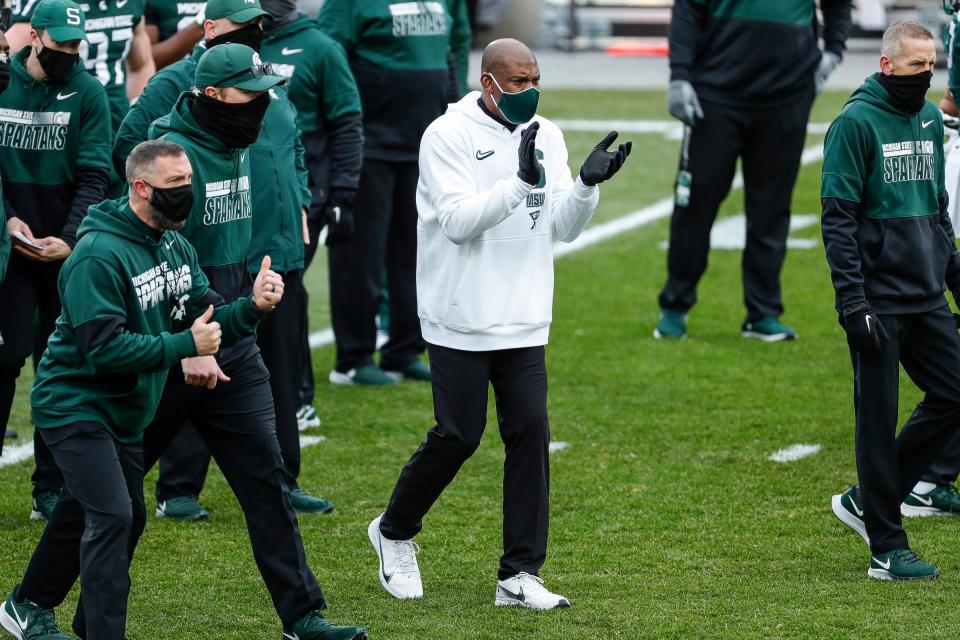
top-left (0, 47), bottom-right (111, 247)
top-left (821, 74), bottom-right (960, 315)
top-left (946, 13), bottom-right (960, 100)
top-left (31, 198), bottom-right (266, 442)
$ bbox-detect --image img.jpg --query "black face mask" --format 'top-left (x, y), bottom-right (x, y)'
top-left (206, 23), bottom-right (263, 53)
top-left (0, 53), bottom-right (10, 94)
top-left (36, 42), bottom-right (79, 83)
top-left (877, 70), bottom-right (932, 114)
top-left (146, 183), bottom-right (194, 227)
top-left (190, 92), bottom-right (271, 148)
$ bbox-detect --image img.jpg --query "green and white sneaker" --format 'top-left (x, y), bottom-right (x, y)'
top-left (742, 317), bottom-right (797, 342)
top-left (0, 586), bottom-right (72, 639)
top-left (282, 611), bottom-right (367, 640)
top-left (30, 491), bottom-right (59, 522)
top-left (156, 496), bottom-right (209, 521)
top-left (328, 365), bottom-right (395, 386)
top-left (289, 488), bottom-right (334, 514)
top-left (653, 309), bottom-right (687, 340)
top-left (382, 360), bottom-right (431, 383)
top-left (868, 549), bottom-right (939, 581)
top-left (831, 485), bottom-right (869, 546)
top-left (901, 484), bottom-right (960, 518)
top-left (296, 405), bottom-right (321, 432)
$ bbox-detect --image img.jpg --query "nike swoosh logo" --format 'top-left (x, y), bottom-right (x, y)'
top-left (165, 241), bottom-right (173, 250)
top-left (281, 47), bottom-right (303, 55)
top-left (476, 150), bottom-right (495, 160)
top-left (873, 556), bottom-right (891, 570)
top-left (849, 497), bottom-right (863, 517)
top-left (922, 120), bottom-right (934, 128)
top-left (56, 91), bottom-right (77, 100)
top-left (282, 633), bottom-right (299, 640)
top-left (499, 586), bottom-right (525, 602)
top-left (11, 602), bottom-right (29, 631)
top-left (116, 0), bottom-right (128, 6)
top-left (910, 492), bottom-right (933, 506)
top-left (378, 537), bottom-right (394, 584)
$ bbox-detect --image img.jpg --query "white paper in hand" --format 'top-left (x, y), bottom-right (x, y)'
top-left (11, 231), bottom-right (47, 250)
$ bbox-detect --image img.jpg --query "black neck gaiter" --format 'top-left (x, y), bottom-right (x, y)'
top-left (190, 92), bottom-right (271, 148)
top-left (877, 71), bottom-right (932, 114)
top-left (206, 23), bottom-right (263, 53)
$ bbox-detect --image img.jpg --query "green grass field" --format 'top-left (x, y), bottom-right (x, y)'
top-left (2, 89), bottom-right (959, 639)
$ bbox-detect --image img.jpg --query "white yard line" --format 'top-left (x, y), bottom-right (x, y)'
top-left (552, 119), bottom-right (830, 140)
top-left (769, 443), bottom-right (822, 463)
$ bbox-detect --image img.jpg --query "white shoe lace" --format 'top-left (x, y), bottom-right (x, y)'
top-left (512, 572), bottom-right (549, 596)
top-left (392, 540), bottom-right (420, 575)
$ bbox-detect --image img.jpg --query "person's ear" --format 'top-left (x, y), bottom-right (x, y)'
top-left (203, 86), bottom-right (219, 99)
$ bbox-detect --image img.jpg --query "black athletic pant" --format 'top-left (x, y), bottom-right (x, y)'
top-left (18, 421), bottom-right (145, 640)
top-left (0, 256), bottom-right (63, 493)
top-left (61, 353), bottom-right (326, 633)
top-left (32, 336), bottom-right (64, 497)
top-left (299, 218), bottom-right (323, 407)
top-left (658, 92), bottom-right (814, 322)
top-left (851, 305), bottom-right (960, 554)
top-left (922, 439), bottom-right (960, 486)
top-left (328, 159), bottom-right (424, 372)
top-left (157, 271), bottom-right (308, 497)
top-left (380, 343), bottom-right (551, 580)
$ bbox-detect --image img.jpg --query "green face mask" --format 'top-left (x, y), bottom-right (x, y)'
top-left (487, 74), bottom-right (540, 125)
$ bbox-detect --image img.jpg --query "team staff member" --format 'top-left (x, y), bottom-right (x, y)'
top-left (256, 0), bottom-right (363, 429)
top-left (0, 0), bottom-right (112, 519)
top-left (654, 0), bottom-right (852, 341)
top-left (7, 0), bottom-right (156, 132)
top-left (368, 39), bottom-right (630, 608)
top-left (824, 21), bottom-right (960, 581)
top-left (144, 0), bottom-right (205, 68)
top-left (317, 0), bottom-right (470, 386)
top-left (0, 31), bottom-right (12, 448)
top-left (0, 140), bottom-right (279, 640)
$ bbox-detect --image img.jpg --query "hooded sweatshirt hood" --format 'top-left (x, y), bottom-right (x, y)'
top-left (843, 72), bottom-right (921, 118)
top-left (77, 196), bottom-right (166, 246)
top-left (149, 91), bottom-right (232, 157)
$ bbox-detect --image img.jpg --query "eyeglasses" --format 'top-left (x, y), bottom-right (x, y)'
top-left (217, 62), bottom-right (274, 86)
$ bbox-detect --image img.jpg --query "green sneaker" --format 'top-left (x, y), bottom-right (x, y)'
top-left (742, 317), bottom-right (797, 342)
top-left (902, 484), bottom-right (960, 517)
top-left (0, 586), bottom-right (73, 639)
top-left (156, 496), bottom-right (209, 521)
top-left (831, 485), bottom-right (869, 546)
top-left (868, 549), bottom-right (939, 581)
top-left (653, 309), bottom-right (687, 339)
top-left (283, 611), bottom-right (367, 640)
top-left (328, 364), bottom-right (395, 386)
top-left (382, 360), bottom-right (431, 383)
top-left (289, 488), bottom-right (335, 514)
top-left (30, 491), bottom-right (59, 522)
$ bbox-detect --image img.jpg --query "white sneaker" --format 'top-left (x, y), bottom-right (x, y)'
top-left (296, 404), bottom-right (321, 432)
top-left (495, 573), bottom-right (570, 610)
top-left (368, 513), bottom-right (423, 599)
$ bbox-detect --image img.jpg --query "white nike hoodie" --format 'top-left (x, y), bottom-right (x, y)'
top-left (416, 92), bottom-right (600, 351)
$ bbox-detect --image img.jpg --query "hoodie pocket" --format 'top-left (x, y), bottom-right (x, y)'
top-left (862, 216), bottom-right (950, 301)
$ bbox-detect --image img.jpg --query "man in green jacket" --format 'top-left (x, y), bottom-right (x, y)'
top-left (258, 0), bottom-right (363, 427)
top-left (113, 0), bottom-right (333, 520)
top-left (0, 30), bottom-right (13, 448)
top-left (0, 139), bottom-right (280, 640)
top-left (824, 20), bottom-right (960, 581)
top-left (0, 0), bottom-right (112, 519)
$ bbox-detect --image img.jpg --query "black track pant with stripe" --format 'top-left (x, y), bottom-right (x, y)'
top-left (379, 343), bottom-right (551, 580)
top-left (851, 305), bottom-right (960, 554)
top-left (657, 90), bottom-right (814, 322)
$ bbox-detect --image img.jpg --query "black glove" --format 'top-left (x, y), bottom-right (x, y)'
top-left (843, 309), bottom-right (888, 356)
top-left (320, 201), bottom-right (354, 247)
top-left (579, 131), bottom-right (632, 186)
top-left (517, 121), bottom-right (541, 186)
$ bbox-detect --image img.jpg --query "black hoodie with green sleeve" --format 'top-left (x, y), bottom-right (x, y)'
top-left (821, 74), bottom-right (960, 317)
top-left (31, 197), bottom-right (267, 443)
top-left (0, 47), bottom-right (111, 247)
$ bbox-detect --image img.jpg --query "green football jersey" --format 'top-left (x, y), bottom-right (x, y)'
top-left (144, 0), bottom-right (203, 42)
top-left (14, 0), bottom-right (146, 128)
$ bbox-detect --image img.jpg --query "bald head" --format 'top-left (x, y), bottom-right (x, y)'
top-left (481, 38), bottom-right (537, 76)
top-left (480, 38), bottom-right (540, 125)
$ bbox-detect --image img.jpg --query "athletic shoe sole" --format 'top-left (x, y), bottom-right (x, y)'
top-left (831, 494), bottom-right (869, 546)
top-left (900, 503), bottom-right (951, 518)
top-left (652, 329), bottom-right (686, 340)
top-left (367, 516), bottom-right (422, 600)
top-left (494, 591), bottom-right (570, 610)
top-left (29, 510), bottom-right (46, 522)
top-left (0, 605), bottom-right (25, 640)
top-left (155, 509), bottom-right (209, 521)
top-left (742, 330), bottom-right (797, 343)
top-left (867, 567), bottom-right (938, 581)
top-left (328, 370), bottom-right (395, 386)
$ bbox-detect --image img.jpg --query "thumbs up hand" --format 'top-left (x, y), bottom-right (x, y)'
top-left (253, 255), bottom-right (284, 311)
top-left (191, 305), bottom-right (222, 356)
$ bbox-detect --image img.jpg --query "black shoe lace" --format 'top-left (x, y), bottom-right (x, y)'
top-left (36, 607), bottom-right (61, 635)
top-left (898, 550), bottom-right (921, 566)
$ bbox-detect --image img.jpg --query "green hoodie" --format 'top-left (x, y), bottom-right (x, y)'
top-left (822, 73), bottom-right (958, 314)
top-left (0, 47), bottom-right (111, 246)
top-left (947, 13), bottom-right (960, 99)
top-left (31, 197), bottom-right (266, 443)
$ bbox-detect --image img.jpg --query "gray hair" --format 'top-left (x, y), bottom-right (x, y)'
top-left (881, 20), bottom-right (934, 59)
top-left (125, 139), bottom-right (187, 192)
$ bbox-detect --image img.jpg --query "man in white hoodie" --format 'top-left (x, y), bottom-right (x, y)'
top-left (367, 38), bottom-right (631, 610)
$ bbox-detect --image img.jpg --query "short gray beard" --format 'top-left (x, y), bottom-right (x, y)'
top-left (147, 203), bottom-right (185, 231)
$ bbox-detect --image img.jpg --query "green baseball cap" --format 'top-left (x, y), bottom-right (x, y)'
top-left (195, 43), bottom-right (285, 92)
top-left (31, 0), bottom-right (87, 43)
top-left (205, 0), bottom-right (269, 24)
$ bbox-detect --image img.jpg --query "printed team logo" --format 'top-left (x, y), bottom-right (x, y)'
top-left (389, 1), bottom-right (448, 37)
top-left (132, 262), bottom-right (193, 312)
top-left (882, 139), bottom-right (936, 184)
top-left (204, 176), bottom-right (252, 226)
top-left (252, 51), bottom-right (262, 66)
top-left (526, 149), bottom-right (546, 229)
top-left (0, 109), bottom-right (72, 150)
